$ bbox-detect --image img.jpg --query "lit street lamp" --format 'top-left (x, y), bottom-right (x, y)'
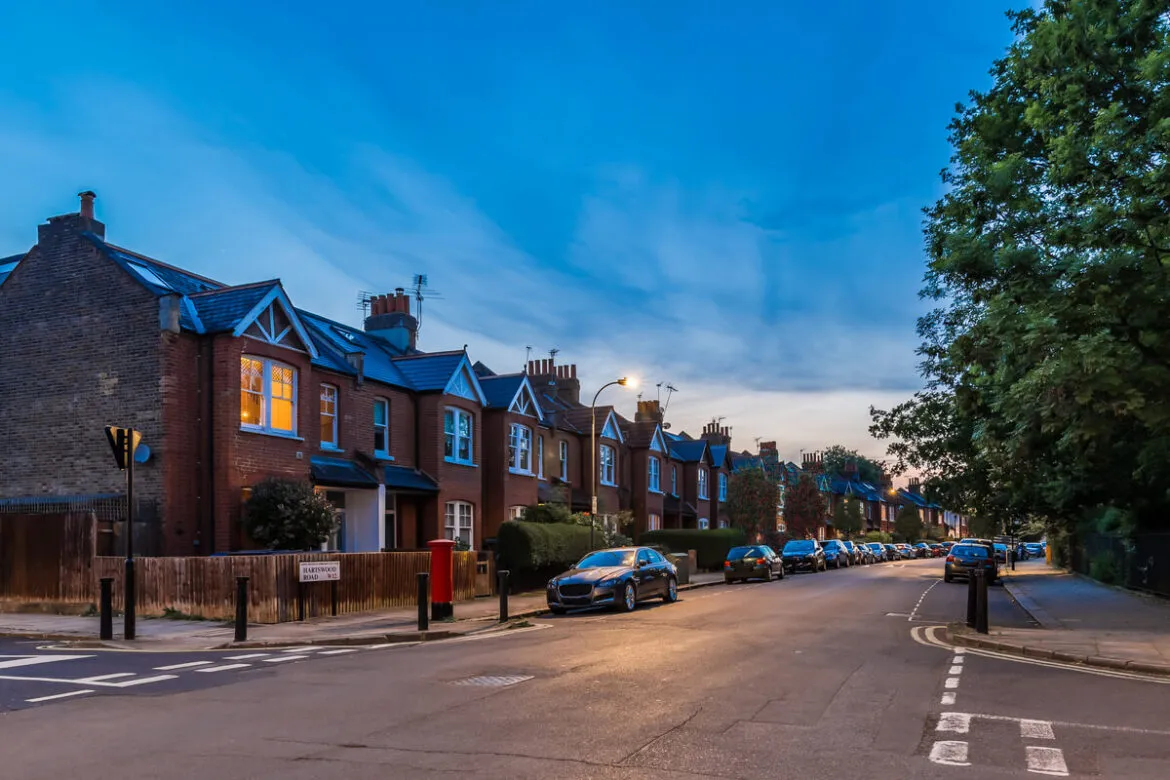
top-left (591, 376), bottom-right (636, 549)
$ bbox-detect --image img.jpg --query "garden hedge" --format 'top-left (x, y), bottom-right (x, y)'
top-left (638, 528), bottom-right (747, 569)
top-left (497, 520), bottom-right (596, 571)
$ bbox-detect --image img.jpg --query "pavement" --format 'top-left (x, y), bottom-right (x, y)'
top-left (2, 557), bottom-right (1169, 778)
top-left (947, 561), bottom-right (1170, 675)
top-left (0, 570), bottom-right (727, 650)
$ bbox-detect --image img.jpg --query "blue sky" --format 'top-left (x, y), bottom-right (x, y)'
top-left (0, 1), bottom-right (1023, 461)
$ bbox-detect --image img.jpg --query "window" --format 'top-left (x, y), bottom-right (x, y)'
top-left (240, 356), bottom-right (297, 434)
top-left (509, 423), bottom-right (532, 473)
top-left (559, 441), bottom-right (569, 480)
top-left (126, 262), bottom-right (173, 290)
top-left (509, 506), bottom-right (526, 520)
top-left (538, 436), bottom-right (545, 479)
top-left (671, 466), bottom-right (678, 495)
top-left (648, 513), bottom-right (662, 531)
top-left (373, 398), bottom-right (390, 457)
top-left (718, 519), bottom-right (729, 529)
top-left (445, 501), bottom-right (474, 547)
top-left (698, 469), bottom-right (709, 500)
top-left (444, 408), bottom-right (474, 464)
top-left (698, 517), bottom-right (710, 530)
top-left (637, 549), bottom-right (652, 567)
top-left (718, 472), bottom-right (728, 502)
top-left (600, 444), bottom-right (616, 486)
top-left (647, 549), bottom-right (666, 564)
top-left (648, 457), bottom-right (661, 493)
top-left (319, 384), bottom-right (338, 448)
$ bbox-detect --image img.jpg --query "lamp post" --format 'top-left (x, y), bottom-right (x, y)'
top-left (591, 377), bottom-right (634, 549)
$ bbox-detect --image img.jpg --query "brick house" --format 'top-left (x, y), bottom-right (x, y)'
top-left (667, 437), bottom-right (716, 529)
top-left (476, 370), bottom-right (545, 542)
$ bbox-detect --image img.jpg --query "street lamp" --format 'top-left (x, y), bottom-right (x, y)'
top-left (591, 377), bottom-right (636, 549)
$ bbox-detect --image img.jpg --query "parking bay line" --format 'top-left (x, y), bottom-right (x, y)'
top-left (263, 655), bottom-right (309, 663)
top-left (25, 689), bottom-right (95, 704)
top-left (75, 673), bottom-right (136, 683)
top-left (224, 654), bottom-right (270, 660)
top-left (0, 673), bottom-right (177, 688)
top-left (195, 663), bottom-right (252, 673)
top-left (155, 661), bottom-right (214, 671)
top-left (1025, 746), bottom-right (1069, 776)
top-left (929, 741), bottom-right (971, 767)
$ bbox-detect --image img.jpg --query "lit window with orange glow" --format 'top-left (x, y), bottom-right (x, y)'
top-left (240, 355), bottom-right (298, 436)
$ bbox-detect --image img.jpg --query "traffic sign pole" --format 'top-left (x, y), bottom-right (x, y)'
top-left (124, 428), bottom-right (136, 641)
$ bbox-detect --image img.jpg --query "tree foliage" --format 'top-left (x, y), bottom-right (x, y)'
top-left (871, 3), bottom-right (1170, 533)
top-left (784, 472), bottom-right (826, 538)
top-left (243, 478), bottom-right (338, 551)
top-left (968, 515), bottom-right (1001, 539)
top-left (833, 497), bottom-right (864, 539)
top-left (820, 445), bottom-right (885, 484)
top-left (727, 467), bottom-right (779, 542)
top-left (894, 505), bottom-right (923, 543)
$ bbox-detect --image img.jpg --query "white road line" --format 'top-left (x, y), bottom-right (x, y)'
top-left (0, 673), bottom-right (176, 688)
top-left (945, 677), bottom-right (960, 689)
top-left (224, 653), bottom-right (270, 660)
top-left (25, 689), bottom-right (95, 703)
top-left (1020, 719), bottom-right (1056, 740)
top-left (949, 665), bottom-right (964, 675)
top-left (263, 655), bottom-right (309, 663)
top-left (279, 647), bottom-right (318, 653)
top-left (951, 656), bottom-right (965, 665)
top-left (940, 692), bottom-right (957, 706)
top-left (1025, 746), bottom-right (1069, 776)
top-left (0, 655), bottom-right (94, 670)
top-left (937, 713), bottom-right (971, 734)
top-left (908, 579), bottom-right (941, 622)
top-left (929, 741), bottom-right (971, 766)
top-left (75, 673), bottom-right (136, 682)
top-left (953, 648), bottom-right (965, 655)
top-left (154, 661), bottom-right (213, 671)
top-left (940, 710), bottom-right (1170, 737)
top-left (194, 663), bottom-right (251, 673)
top-left (317, 649), bottom-right (359, 655)
top-left (109, 674), bottom-right (178, 687)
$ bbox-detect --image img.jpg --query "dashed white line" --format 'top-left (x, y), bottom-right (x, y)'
top-left (317, 648), bottom-right (359, 655)
top-left (224, 653), bottom-right (270, 660)
top-left (109, 674), bottom-right (178, 687)
top-left (940, 692), bottom-right (957, 706)
top-left (949, 665), bottom-right (964, 675)
top-left (154, 661), bottom-right (213, 671)
top-left (1025, 746), bottom-right (1069, 776)
top-left (908, 579), bottom-right (942, 622)
top-left (951, 656), bottom-right (964, 665)
top-left (929, 740), bottom-right (971, 766)
top-left (279, 647), bottom-right (318, 653)
top-left (195, 663), bottom-right (252, 673)
top-left (75, 673), bottom-right (136, 682)
top-left (25, 689), bottom-right (95, 703)
top-left (945, 677), bottom-right (960, 689)
top-left (937, 713), bottom-right (971, 734)
top-left (263, 655), bottom-right (309, 663)
top-left (1020, 719), bottom-right (1056, 740)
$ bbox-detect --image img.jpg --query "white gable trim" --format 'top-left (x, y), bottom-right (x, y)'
top-left (443, 354), bottom-right (488, 406)
top-left (507, 376), bottom-right (545, 422)
top-left (182, 296), bottom-right (205, 334)
top-left (232, 286), bottom-right (320, 359)
top-left (649, 427), bottom-right (667, 453)
top-left (600, 411), bottom-right (625, 443)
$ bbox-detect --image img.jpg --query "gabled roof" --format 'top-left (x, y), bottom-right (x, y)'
top-left (709, 444), bottom-right (732, 469)
top-left (0, 252), bottom-right (25, 287)
top-left (393, 351), bottom-right (487, 404)
top-left (479, 373), bottom-right (544, 421)
top-left (189, 281), bottom-right (280, 333)
top-left (669, 439), bottom-right (709, 464)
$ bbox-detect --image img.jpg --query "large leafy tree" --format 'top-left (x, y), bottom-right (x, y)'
top-left (244, 478), bottom-right (338, 550)
top-left (894, 505), bottom-right (924, 543)
top-left (727, 468), bottom-right (780, 542)
top-left (872, 2), bottom-right (1170, 533)
top-left (820, 445), bottom-right (885, 484)
top-left (784, 472), bottom-right (827, 538)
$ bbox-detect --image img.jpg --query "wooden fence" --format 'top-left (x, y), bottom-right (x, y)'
top-left (0, 513), bottom-right (95, 608)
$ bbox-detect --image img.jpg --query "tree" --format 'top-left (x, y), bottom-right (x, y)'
top-left (871, 3), bottom-right (1170, 534)
top-left (244, 478), bottom-right (338, 550)
top-left (833, 497), bottom-right (863, 539)
top-left (727, 467), bottom-right (779, 543)
top-left (784, 472), bottom-right (826, 539)
top-left (820, 445), bottom-right (885, 484)
top-left (894, 505), bottom-right (923, 543)
top-left (969, 515), bottom-right (1001, 540)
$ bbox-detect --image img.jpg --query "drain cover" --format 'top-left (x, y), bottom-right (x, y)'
top-left (452, 675), bottom-right (534, 687)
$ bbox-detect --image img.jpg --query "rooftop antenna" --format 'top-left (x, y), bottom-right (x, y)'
top-left (411, 274), bottom-right (443, 339)
top-left (661, 383), bottom-right (678, 415)
top-left (356, 290), bottom-right (378, 318)
top-left (525, 345), bottom-right (533, 372)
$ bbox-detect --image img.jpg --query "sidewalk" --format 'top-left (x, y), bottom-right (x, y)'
top-left (948, 561), bottom-right (1170, 675)
top-left (0, 571), bottom-right (726, 651)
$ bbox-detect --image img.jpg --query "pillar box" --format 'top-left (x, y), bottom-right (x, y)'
top-left (427, 539), bottom-right (457, 620)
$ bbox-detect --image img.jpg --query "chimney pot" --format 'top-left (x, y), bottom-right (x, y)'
top-left (571, 365), bottom-right (577, 378)
top-left (78, 190), bottom-right (96, 220)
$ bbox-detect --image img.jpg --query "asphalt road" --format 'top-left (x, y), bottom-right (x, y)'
top-left (1, 557), bottom-right (1167, 779)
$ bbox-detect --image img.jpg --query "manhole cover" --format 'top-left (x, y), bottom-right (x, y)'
top-left (452, 675), bottom-right (534, 687)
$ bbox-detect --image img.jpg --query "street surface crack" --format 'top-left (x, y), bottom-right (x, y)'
top-left (617, 704), bottom-right (703, 765)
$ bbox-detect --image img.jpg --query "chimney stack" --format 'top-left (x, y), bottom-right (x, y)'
top-left (364, 289), bottom-right (418, 351)
top-left (79, 191), bottom-right (96, 220)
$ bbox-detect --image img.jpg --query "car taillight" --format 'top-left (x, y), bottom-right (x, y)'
top-left (757, 557), bottom-right (767, 565)
top-left (946, 555), bottom-right (955, 562)
top-left (724, 561), bottom-right (732, 568)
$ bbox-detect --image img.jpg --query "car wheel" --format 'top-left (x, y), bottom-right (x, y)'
top-left (662, 576), bottom-right (678, 603)
top-left (614, 581), bottom-right (637, 612)
top-left (764, 569), bottom-right (773, 582)
top-left (835, 559), bottom-right (841, 570)
top-left (549, 605), bottom-right (567, 615)
top-left (943, 573), bottom-right (953, 584)
top-left (777, 566), bottom-right (785, 580)
top-left (724, 576), bottom-right (734, 585)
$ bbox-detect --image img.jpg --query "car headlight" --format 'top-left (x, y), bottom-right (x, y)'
top-left (547, 580), bottom-right (557, 589)
top-left (596, 578), bottom-right (618, 588)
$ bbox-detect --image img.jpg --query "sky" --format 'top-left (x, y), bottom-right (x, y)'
top-left (0, 1), bottom-right (1025, 467)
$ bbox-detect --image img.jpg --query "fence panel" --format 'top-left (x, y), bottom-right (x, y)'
top-left (1072, 532), bottom-right (1170, 598)
top-left (0, 513), bottom-right (94, 605)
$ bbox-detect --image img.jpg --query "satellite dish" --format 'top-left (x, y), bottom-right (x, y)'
top-left (133, 443), bottom-right (151, 464)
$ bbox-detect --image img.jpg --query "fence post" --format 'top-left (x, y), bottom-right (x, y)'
top-left (99, 577), bottom-right (114, 641)
top-left (498, 569), bottom-right (510, 623)
top-left (975, 568), bottom-right (989, 634)
top-left (417, 572), bottom-right (429, 631)
top-left (234, 576), bottom-right (249, 642)
top-left (966, 571), bottom-right (977, 629)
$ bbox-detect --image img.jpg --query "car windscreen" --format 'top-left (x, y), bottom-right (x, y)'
top-left (823, 542), bottom-right (842, 549)
top-left (727, 546), bottom-right (757, 559)
top-left (952, 545), bottom-right (988, 558)
top-left (575, 550), bottom-right (635, 569)
top-left (783, 541), bottom-right (815, 553)
top-left (867, 543), bottom-right (883, 549)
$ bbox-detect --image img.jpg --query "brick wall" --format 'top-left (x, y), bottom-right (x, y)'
top-left (628, 449), bottom-right (665, 536)
top-left (424, 394), bottom-right (484, 547)
top-left (480, 409), bottom-right (540, 542)
top-left (161, 331), bottom-right (203, 554)
top-left (310, 367), bottom-right (415, 467)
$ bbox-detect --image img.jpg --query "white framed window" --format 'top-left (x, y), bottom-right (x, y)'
top-left (373, 398), bottom-right (390, 458)
top-left (698, 469), bottom-right (709, 500)
top-left (509, 423), bottom-right (532, 473)
top-left (509, 506), bottom-right (526, 520)
top-left (600, 444), bottom-right (616, 486)
top-left (319, 384), bottom-right (338, 448)
top-left (698, 517), bottom-right (710, 530)
top-left (444, 408), bottom-right (474, 464)
top-left (559, 440), bottom-right (569, 481)
top-left (648, 456), bottom-right (661, 493)
top-left (240, 356), bottom-right (297, 434)
top-left (671, 465), bottom-right (677, 495)
top-left (445, 501), bottom-right (474, 547)
top-left (538, 435), bottom-right (545, 479)
top-left (648, 513), bottom-right (662, 531)
top-left (718, 472), bottom-right (728, 502)
top-left (718, 519), bottom-right (728, 529)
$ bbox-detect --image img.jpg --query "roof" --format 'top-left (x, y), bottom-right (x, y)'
top-left (480, 373), bottom-right (525, 409)
top-left (383, 465), bottom-right (440, 493)
top-left (668, 439), bottom-right (708, 463)
top-left (90, 237), bottom-right (223, 295)
top-left (622, 420), bottom-right (661, 449)
top-left (309, 456), bottom-right (379, 489)
top-left (0, 252), bottom-right (24, 287)
top-left (709, 444), bottom-right (730, 468)
top-left (189, 282), bottom-right (280, 333)
top-left (392, 351), bottom-right (467, 392)
top-left (298, 310), bottom-right (413, 390)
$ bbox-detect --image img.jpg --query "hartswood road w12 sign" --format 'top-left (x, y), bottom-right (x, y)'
top-left (298, 562), bottom-right (341, 582)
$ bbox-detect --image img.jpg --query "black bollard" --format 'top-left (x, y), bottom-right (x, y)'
top-left (966, 570), bottom-right (977, 628)
top-left (975, 568), bottom-right (989, 635)
top-left (234, 576), bottom-right (249, 642)
top-left (124, 558), bottom-right (136, 640)
top-left (417, 572), bottom-right (429, 631)
top-left (99, 577), bottom-right (114, 641)
top-left (498, 569), bottom-right (510, 623)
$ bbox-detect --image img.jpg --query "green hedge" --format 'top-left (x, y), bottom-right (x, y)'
top-left (497, 520), bottom-right (596, 571)
top-left (638, 528), bottom-right (747, 569)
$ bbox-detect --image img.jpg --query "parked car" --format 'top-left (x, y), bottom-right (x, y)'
top-left (854, 542), bottom-right (875, 564)
top-left (866, 542), bottom-right (889, 562)
top-left (912, 542), bottom-right (931, 558)
top-left (822, 539), bottom-right (852, 569)
top-left (993, 543), bottom-right (1009, 563)
top-left (782, 539), bottom-right (826, 573)
top-left (895, 543), bottom-right (914, 559)
top-left (842, 540), bottom-right (866, 565)
top-left (929, 543), bottom-right (943, 558)
top-left (939, 541), bottom-right (956, 553)
top-left (944, 543), bottom-right (998, 583)
top-left (1024, 542), bottom-right (1045, 558)
top-left (724, 545), bottom-right (786, 583)
top-left (884, 543), bottom-right (900, 560)
top-left (546, 547), bottom-right (678, 614)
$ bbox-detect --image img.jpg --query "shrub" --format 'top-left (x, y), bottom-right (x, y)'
top-left (244, 477), bottom-right (337, 550)
top-left (638, 528), bottom-right (748, 569)
top-left (520, 503), bottom-right (574, 524)
top-left (864, 530), bottom-right (892, 544)
top-left (497, 520), bottom-right (596, 571)
top-left (1089, 552), bottom-right (1120, 585)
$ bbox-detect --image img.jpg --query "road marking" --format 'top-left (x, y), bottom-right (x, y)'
top-left (195, 663), bottom-right (251, 673)
top-left (951, 656), bottom-right (964, 665)
top-left (263, 655), bottom-right (308, 663)
top-left (937, 713), bottom-right (971, 734)
top-left (25, 689), bottom-right (95, 703)
top-left (279, 647), bottom-right (318, 653)
top-left (452, 674), bottom-right (534, 687)
top-left (953, 648), bottom-right (965, 655)
top-left (75, 673), bottom-right (136, 682)
top-left (929, 741), bottom-right (970, 766)
top-left (224, 654), bottom-right (270, 660)
top-left (940, 692), bottom-right (957, 706)
top-left (949, 665), bottom-right (964, 675)
top-left (1020, 719), bottom-right (1055, 740)
top-left (945, 677), bottom-right (960, 689)
top-left (1025, 746), bottom-right (1068, 776)
top-left (317, 648), bottom-right (359, 655)
top-left (110, 675), bottom-right (177, 687)
top-left (154, 661), bottom-right (213, 671)
top-left (0, 655), bottom-right (94, 670)
top-left (0, 673), bottom-right (176, 688)
top-left (908, 579), bottom-right (942, 622)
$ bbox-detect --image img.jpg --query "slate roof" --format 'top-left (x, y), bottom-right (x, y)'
top-left (309, 456), bottom-right (379, 489)
top-left (0, 252), bottom-right (24, 287)
top-left (563, 405), bottom-right (613, 434)
top-left (668, 439), bottom-right (708, 463)
top-left (472, 361), bottom-right (496, 378)
top-left (383, 465), bottom-right (440, 493)
top-left (189, 282), bottom-right (280, 333)
top-left (622, 420), bottom-right (661, 449)
top-left (392, 351), bottom-right (466, 392)
top-left (93, 238), bottom-right (222, 295)
top-left (709, 444), bottom-right (730, 468)
top-left (480, 373), bottom-right (525, 409)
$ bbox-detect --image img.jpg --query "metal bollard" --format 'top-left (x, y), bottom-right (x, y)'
top-left (124, 557), bottom-right (137, 640)
top-left (975, 568), bottom-right (989, 635)
top-left (498, 570), bottom-right (510, 623)
top-left (234, 576), bottom-right (249, 642)
top-left (966, 571), bottom-right (977, 628)
top-left (417, 572), bottom-right (429, 631)
top-left (99, 577), bottom-right (114, 641)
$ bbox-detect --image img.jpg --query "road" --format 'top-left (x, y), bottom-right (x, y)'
top-left (1, 557), bottom-right (1168, 778)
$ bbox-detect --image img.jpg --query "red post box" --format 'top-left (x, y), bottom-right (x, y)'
top-left (427, 538), bottom-right (457, 620)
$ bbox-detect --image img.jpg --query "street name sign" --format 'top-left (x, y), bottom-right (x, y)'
top-left (298, 562), bottom-right (341, 582)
